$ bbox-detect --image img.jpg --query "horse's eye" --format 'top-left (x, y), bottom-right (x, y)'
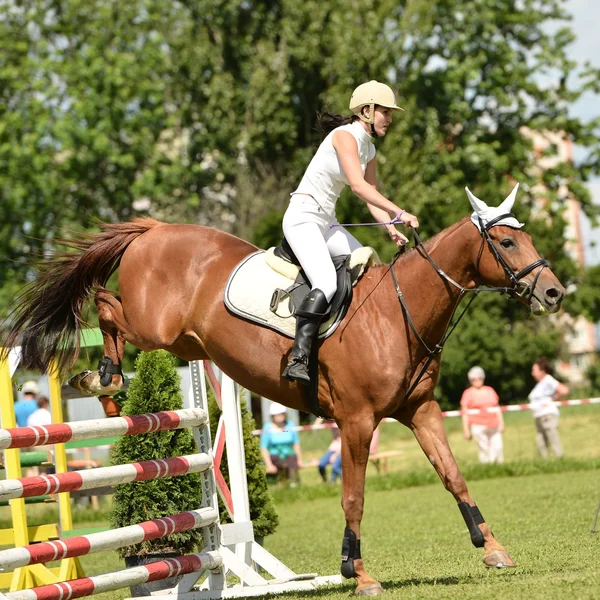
top-left (500, 238), bottom-right (514, 249)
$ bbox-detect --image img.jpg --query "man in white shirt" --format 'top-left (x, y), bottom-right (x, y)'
top-left (528, 357), bottom-right (569, 458)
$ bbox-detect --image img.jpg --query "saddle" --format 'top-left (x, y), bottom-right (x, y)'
top-left (269, 237), bottom-right (363, 322)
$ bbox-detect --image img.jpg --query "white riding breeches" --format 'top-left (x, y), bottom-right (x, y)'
top-left (282, 195), bottom-right (363, 302)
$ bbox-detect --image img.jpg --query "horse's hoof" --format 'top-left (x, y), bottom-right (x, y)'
top-left (355, 583), bottom-right (384, 596)
top-left (483, 550), bottom-right (517, 568)
top-left (68, 370), bottom-right (123, 396)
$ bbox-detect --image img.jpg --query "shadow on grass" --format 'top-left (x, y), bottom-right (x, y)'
top-left (255, 574), bottom-right (482, 599)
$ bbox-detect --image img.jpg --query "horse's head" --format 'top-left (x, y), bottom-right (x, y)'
top-left (465, 183), bottom-right (565, 315)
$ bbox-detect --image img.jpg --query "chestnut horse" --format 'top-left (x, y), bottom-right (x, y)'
top-left (4, 191), bottom-right (564, 595)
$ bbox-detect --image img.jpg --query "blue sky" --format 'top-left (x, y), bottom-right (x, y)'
top-left (564, 0), bottom-right (600, 264)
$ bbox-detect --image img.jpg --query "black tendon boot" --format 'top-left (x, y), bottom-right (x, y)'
top-left (282, 288), bottom-right (330, 385)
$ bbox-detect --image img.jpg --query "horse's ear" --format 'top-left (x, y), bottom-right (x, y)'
top-left (498, 182), bottom-right (519, 213)
top-left (465, 187), bottom-right (488, 214)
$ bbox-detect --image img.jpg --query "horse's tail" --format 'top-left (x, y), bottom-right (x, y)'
top-left (2, 217), bottom-right (164, 376)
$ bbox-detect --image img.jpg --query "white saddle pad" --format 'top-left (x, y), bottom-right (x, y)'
top-left (224, 247), bottom-right (380, 339)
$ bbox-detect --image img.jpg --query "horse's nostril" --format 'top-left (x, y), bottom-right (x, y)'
top-left (545, 287), bottom-right (563, 303)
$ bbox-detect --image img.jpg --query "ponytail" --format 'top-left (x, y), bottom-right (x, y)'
top-left (316, 111), bottom-right (359, 135)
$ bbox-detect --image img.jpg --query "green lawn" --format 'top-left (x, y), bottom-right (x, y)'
top-left (2, 404), bottom-right (600, 599)
top-left (265, 469), bottom-right (600, 599)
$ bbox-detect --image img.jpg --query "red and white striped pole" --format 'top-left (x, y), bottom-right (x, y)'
top-left (0, 454), bottom-right (212, 502)
top-left (0, 408), bottom-right (207, 450)
top-left (0, 507), bottom-right (218, 571)
top-left (2, 551), bottom-right (222, 600)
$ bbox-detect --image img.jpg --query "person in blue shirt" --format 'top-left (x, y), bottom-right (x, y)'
top-left (14, 380), bottom-right (40, 427)
top-left (260, 402), bottom-right (303, 484)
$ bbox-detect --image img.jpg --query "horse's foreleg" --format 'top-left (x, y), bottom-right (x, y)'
top-left (403, 399), bottom-right (516, 568)
top-left (68, 291), bottom-right (126, 396)
top-left (339, 417), bottom-right (384, 596)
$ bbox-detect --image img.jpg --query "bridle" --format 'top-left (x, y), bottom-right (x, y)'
top-left (390, 213), bottom-right (548, 400)
top-left (477, 213), bottom-right (548, 301)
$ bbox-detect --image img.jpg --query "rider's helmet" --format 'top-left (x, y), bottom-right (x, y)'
top-left (349, 81), bottom-right (404, 131)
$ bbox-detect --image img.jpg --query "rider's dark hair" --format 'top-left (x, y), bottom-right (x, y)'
top-left (534, 356), bottom-right (553, 376)
top-left (316, 111), bottom-right (359, 135)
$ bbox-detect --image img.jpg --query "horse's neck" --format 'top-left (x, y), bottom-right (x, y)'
top-left (390, 218), bottom-right (479, 353)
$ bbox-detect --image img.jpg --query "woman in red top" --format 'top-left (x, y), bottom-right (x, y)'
top-left (460, 366), bottom-right (505, 464)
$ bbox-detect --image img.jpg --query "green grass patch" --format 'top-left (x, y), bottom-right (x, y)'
top-left (264, 469), bottom-right (600, 599)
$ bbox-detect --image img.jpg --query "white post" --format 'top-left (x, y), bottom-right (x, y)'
top-left (221, 375), bottom-right (253, 568)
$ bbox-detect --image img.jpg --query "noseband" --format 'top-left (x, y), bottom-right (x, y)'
top-left (391, 214), bottom-right (548, 400)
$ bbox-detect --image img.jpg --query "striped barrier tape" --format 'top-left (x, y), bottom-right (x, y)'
top-left (252, 397), bottom-right (600, 435)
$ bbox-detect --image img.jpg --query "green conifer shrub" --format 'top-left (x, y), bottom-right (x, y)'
top-left (110, 350), bottom-right (202, 557)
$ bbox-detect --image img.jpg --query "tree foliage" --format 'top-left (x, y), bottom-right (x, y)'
top-left (2, 0), bottom-right (599, 398)
top-left (110, 350), bottom-right (202, 557)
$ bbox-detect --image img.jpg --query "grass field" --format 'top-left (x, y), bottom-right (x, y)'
top-left (2, 404), bottom-right (600, 599)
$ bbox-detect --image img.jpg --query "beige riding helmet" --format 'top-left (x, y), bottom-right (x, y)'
top-left (349, 80), bottom-right (404, 124)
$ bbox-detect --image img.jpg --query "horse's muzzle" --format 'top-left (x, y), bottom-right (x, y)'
top-left (530, 284), bottom-right (565, 315)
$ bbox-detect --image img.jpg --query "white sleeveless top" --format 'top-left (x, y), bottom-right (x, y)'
top-left (291, 121), bottom-right (376, 217)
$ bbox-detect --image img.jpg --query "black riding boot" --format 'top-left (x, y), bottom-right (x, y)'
top-left (282, 288), bottom-right (330, 385)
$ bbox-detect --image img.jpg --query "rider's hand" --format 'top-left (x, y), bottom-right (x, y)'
top-left (386, 225), bottom-right (409, 248)
top-left (400, 212), bottom-right (419, 228)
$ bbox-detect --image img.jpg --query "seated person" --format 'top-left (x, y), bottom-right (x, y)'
top-left (260, 402), bottom-right (303, 484)
top-left (318, 429), bottom-right (342, 483)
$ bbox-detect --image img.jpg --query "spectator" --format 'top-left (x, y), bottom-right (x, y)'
top-left (260, 402), bottom-right (303, 484)
top-left (318, 428), bottom-right (342, 483)
top-left (460, 366), bottom-right (504, 464)
top-left (14, 381), bottom-right (39, 427)
top-left (27, 396), bottom-right (52, 427)
top-left (529, 357), bottom-right (568, 459)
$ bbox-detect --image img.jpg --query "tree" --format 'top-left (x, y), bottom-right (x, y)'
top-left (2, 0), bottom-right (599, 403)
top-left (564, 264), bottom-right (600, 323)
top-left (111, 350), bottom-right (202, 557)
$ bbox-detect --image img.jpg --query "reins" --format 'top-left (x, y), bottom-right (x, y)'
top-left (392, 214), bottom-right (548, 400)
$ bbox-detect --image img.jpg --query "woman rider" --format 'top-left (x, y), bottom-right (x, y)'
top-left (282, 80), bottom-right (419, 384)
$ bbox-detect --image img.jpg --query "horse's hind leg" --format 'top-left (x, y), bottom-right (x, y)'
top-left (401, 398), bottom-right (516, 568)
top-left (68, 291), bottom-right (127, 396)
top-left (339, 416), bottom-right (384, 596)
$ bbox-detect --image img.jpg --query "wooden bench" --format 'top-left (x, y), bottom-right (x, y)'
top-left (368, 450), bottom-right (403, 474)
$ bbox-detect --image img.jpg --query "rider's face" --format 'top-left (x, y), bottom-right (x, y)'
top-left (371, 106), bottom-right (393, 136)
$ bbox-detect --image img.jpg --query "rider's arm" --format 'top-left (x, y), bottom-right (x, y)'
top-left (332, 130), bottom-right (418, 227)
top-left (364, 160), bottom-right (391, 224)
top-left (365, 160), bottom-right (409, 247)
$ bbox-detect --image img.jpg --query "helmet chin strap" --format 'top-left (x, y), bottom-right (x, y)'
top-left (359, 103), bottom-right (378, 138)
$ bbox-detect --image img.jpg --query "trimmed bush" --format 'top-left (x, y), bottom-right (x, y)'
top-left (110, 350), bottom-right (202, 557)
